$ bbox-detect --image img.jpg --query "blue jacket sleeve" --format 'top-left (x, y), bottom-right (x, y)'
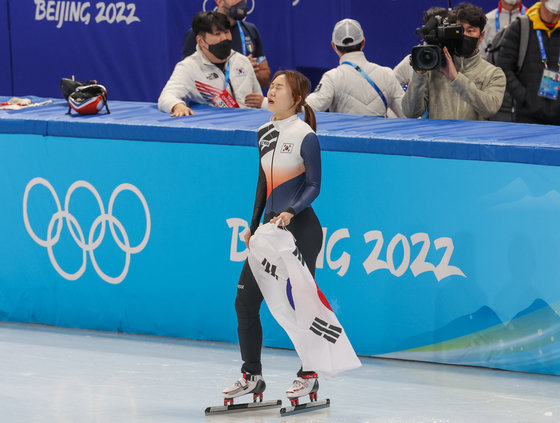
top-left (286, 132), bottom-right (321, 214)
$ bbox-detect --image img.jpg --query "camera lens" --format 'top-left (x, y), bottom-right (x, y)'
top-left (411, 45), bottom-right (441, 71)
top-left (420, 50), bottom-right (438, 69)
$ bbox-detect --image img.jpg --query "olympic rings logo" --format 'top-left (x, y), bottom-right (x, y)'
top-left (23, 178), bottom-right (151, 285)
top-left (202, 0), bottom-right (256, 14)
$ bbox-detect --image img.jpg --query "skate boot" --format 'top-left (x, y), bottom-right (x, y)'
top-left (222, 373), bottom-right (266, 406)
top-left (285, 372), bottom-right (319, 406)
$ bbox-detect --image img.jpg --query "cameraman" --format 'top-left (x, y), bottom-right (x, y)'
top-left (402, 3), bottom-right (506, 120)
top-left (394, 6), bottom-right (449, 88)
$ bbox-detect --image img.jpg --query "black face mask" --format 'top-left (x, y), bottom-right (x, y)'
top-left (226, 1), bottom-right (248, 21)
top-left (207, 39), bottom-right (232, 60)
top-left (457, 35), bottom-right (479, 57)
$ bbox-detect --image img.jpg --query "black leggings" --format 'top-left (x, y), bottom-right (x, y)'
top-left (235, 207), bottom-right (323, 376)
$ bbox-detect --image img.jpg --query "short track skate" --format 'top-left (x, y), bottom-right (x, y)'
top-left (205, 393), bottom-right (282, 416)
top-left (281, 374), bottom-right (330, 416)
top-left (280, 393), bottom-right (330, 416)
top-left (205, 374), bottom-right (282, 415)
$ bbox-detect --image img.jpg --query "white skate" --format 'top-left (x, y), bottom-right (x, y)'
top-left (222, 373), bottom-right (266, 405)
top-left (280, 372), bottom-right (330, 416)
top-left (285, 373), bottom-right (319, 406)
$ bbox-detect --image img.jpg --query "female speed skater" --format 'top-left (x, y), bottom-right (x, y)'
top-left (222, 70), bottom-right (323, 406)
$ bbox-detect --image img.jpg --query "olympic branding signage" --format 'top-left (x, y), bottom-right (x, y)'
top-left (33, 1), bottom-right (141, 28)
top-left (227, 218), bottom-right (466, 282)
top-left (23, 177), bottom-right (150, 284)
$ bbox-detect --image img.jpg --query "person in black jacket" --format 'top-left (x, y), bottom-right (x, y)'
top-left (496, 0), bottom-right (560, 124)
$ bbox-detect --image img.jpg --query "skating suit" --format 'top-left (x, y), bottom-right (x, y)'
top-left (236, 114), bottom-right (323, 375)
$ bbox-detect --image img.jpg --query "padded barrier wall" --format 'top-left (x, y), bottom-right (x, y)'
top-left (1, 101), bottom-right (560, 375)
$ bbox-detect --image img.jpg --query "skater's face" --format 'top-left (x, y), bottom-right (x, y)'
top-left (267, 75), bottom-right (299, 118)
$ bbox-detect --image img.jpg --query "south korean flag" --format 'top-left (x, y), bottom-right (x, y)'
top-left (248, 223), bottom-right (362, 378)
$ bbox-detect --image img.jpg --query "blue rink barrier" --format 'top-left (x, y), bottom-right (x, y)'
top-left (1, 100), bottom-right (560, 376)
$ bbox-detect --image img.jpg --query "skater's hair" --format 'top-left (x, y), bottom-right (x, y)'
top-left (271, 70), bottom-right (316, 132)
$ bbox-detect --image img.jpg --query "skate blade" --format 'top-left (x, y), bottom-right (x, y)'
top-left (205, 399), bottom-right (282, 415)
top-left (280, 398), bottom-right (330, 416)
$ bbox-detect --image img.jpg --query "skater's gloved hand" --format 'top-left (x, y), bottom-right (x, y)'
top-left (244, 228), bottom-right (252, 249)
top-left (270, 212), bottom-right (294, 227)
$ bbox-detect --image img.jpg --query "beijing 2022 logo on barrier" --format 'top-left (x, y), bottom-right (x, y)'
top-left (23, 177), bottom-right (150, 284)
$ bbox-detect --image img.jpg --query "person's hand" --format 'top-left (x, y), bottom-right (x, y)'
top-left (171, 103), bottom-right (195, 117)
top-left (248, 54), bottom-right (260, 72)
top-left (245, 93), bottom-right (265, 108)
top-left (243, 228), bottom-right (252, 249)
top-left (270, 212), bottom-right (294, 227)
top-left (440, 47), bottom-right (458, 81)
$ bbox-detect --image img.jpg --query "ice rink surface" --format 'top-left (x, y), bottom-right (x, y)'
top-left (1, 322), bottom-right (558, 423)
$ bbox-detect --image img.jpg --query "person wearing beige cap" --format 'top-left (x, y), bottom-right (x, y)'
top-left (306, 18), bottom-right (406, 117)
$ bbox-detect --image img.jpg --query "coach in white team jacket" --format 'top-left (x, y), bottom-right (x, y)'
top-left (306, 19), bottom-right (405, 118)
top-left (158, 11), bottom-right (265, 116)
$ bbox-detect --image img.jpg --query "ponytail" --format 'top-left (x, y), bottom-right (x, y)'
top-left (302, 103), bottom-right (316, 132)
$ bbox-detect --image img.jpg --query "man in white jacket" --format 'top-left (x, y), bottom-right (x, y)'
top-left (479, 0), bottom-right (526, 60)
top-left (306, 19), bottom-right (405, 117)
top-left (158, 11), bottom-right (264, 117)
